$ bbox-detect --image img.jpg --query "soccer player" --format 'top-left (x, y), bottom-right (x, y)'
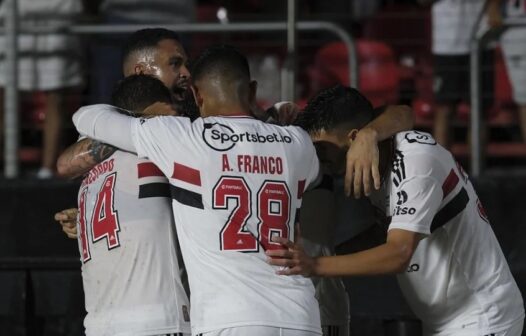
top-left (121, 28), bottom-right (193, 109)
top-left (73, 45), bottom-right (323, 336)
top-left (267, 85), bottom-right (525, 336)
top-left (58, 74), bottom-right (191, 336)
top-left (57, 28), bottom-right (195, 178)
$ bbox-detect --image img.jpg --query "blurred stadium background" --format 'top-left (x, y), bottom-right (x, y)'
top-left (0, 0), bottom-right (525, 335)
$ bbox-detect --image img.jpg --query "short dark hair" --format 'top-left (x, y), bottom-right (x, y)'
top-left (295, 85), bottom-right (374, 135)
top-left (111, 74), bottom-right (173, 114)
top-left (122, 28), bottom-right (180, 65)
top-left (191, 44), bottom-right (250, 83)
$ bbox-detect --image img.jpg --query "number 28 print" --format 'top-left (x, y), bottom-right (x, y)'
top-left (213, 176), bottom-right (291, 252)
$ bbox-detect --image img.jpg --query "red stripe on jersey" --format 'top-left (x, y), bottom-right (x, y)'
top-left (138, 162), bottom-right (164, 178)
top-left (297, 179), bottom-right (306, 199)
top-left (172, 162), bottom-right (202, 186)
top-left (442, 169), bottom-right (459, 199)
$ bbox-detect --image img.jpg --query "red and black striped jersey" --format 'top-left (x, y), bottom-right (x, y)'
top-left (131, 115), bottom-right (322, 335)
top-left (370, 131), bottom-right (524, 335)
top-left (77, 150), bottom-right (190, 336)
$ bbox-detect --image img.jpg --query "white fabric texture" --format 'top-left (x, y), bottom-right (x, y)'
top-left (0, 0), bottom-right (83, 90)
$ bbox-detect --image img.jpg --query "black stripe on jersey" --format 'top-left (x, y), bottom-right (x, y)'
top-left (138, 182), bottom-right (171, 198)
top-left (323, 325), bottom-right (340, 336)
top-left (430, 187), bottom-right (469, 233)
top-left (170, 185), bottom-right (204, 209)
top-left (392, 150), bottom-right (406, 187)
top-left (295, 208), bottom-right (301, 223)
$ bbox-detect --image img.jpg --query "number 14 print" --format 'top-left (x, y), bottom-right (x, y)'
top-left (78, 173), bottom-right (121, 263)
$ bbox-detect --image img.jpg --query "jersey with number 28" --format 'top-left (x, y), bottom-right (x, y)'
top-left (77, 150), bottom-right (190, 336)
top-left (131, 115), bottom-right (322, 335)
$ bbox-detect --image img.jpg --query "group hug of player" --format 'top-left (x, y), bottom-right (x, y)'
top-left (54, 28), bottom-right (524, 336)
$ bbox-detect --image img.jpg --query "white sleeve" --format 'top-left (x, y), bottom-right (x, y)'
top-left (73, 104), bottom-right (136, 153)
top-left (130, 116), bottom-right (193, 175)
top-left (388, 175), bottom-right (442, 235)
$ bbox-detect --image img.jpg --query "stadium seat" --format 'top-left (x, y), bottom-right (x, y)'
top-left (362, 4), bottom-right (431, 59)
top-left (307, 40), bottom-right (400, 107)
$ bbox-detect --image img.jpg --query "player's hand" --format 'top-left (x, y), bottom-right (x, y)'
top-left (142, 102), bottom-right (178, 117)
top-left (273, 102), bottom-right (300, 125)
top-left (344, 128), bottom-right (381, 198)
top-left (265, 236), bottom-right (317, 277)
top-left (54, 208), bottom-right (78, 239)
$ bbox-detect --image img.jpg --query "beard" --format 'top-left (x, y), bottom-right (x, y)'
top-left (175, 94), bottom-right (200, 121)
top-left (171, 83), bottom-right (189, 102)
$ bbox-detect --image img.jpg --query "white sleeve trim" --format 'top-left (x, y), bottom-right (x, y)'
top-left (73, 104), bottom-right (137, 153)
top-left (388, 223), bottom-right (430, 236)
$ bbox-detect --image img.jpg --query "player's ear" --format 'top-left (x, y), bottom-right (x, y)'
top-left (190, 85), bottom-right (203, 108)
top-left (347, 129), bottom-right (359, 146)
top-left (249, 80), bottom-right (258, 106)
top-left (134, 63), bottom-right (147, 75)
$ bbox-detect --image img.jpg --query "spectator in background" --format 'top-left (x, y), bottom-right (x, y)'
top-left (0, 0), bottom-right (84, 178)
top-left (89, 0), bottom-right (195, 104)
top-left (497, 0), bottom-right (526, 142)
top-left (429, 0), bottom-right (494, 148)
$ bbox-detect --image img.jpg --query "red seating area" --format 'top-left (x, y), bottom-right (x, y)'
top-left (15, 3), bottom-right (526, 168)
top-left (307, 40), bottom-right (400, 107)
top-left (301, 3), bottom-right (525, 159)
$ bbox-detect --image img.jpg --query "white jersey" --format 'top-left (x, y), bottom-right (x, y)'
top-left (130, 115), bottom-right (322, 335)
top-left (432, 0), bottom-right (487, 55)
top-left (501, 0), bottom-right (526, 50)
top-left (77, 150), bottom-right (190, 336)
top-left (370, 131), bottom-right (524, 335)
top-left (505, 0), bottom-right (526, 18)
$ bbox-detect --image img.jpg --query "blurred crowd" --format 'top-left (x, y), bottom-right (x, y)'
top-left (0, 0), bottom-right (525, 178)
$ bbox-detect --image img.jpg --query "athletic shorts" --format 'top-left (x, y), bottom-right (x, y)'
top-left (322, 324), bottom-right (350, 336)
top-left (199, 326), bottom-right (321, 336)
top-left (501, 28), bottom-right (526, 105)
top-left (433, 51), bottom-right (494, 110)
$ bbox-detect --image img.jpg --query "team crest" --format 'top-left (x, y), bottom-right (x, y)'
top-left (405, 131), bottom-right (437, 145)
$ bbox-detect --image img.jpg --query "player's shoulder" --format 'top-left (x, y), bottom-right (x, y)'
top-left (394, 130), bottom-right (445, 161)
top-left (136, 115), bottom-right (194, 136)
top-left (392, 131), bottom-right (451, 180)
top-left (147, 115), bottom-right (193, 126)
top-left (271, 123), bottom-right (313, 143)
top-left (396, 130), bottom-right (438, 148)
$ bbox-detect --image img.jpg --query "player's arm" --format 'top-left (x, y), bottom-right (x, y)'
top-left (345, 105), bottom-right (414, 198)
top-left (267, 229), bottom-right (424, 276)
top-left (72, 104), bottom-right (137, 153)
top-left (56, 139), bottom-right (117, 178)
top-left (269, 174), bottom-right (442, 277)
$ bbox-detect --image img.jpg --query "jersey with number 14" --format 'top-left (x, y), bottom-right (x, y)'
top-left (131, 115), bottom-right (322, 335)
top-left (77, 150), bottom-right (190, 336)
